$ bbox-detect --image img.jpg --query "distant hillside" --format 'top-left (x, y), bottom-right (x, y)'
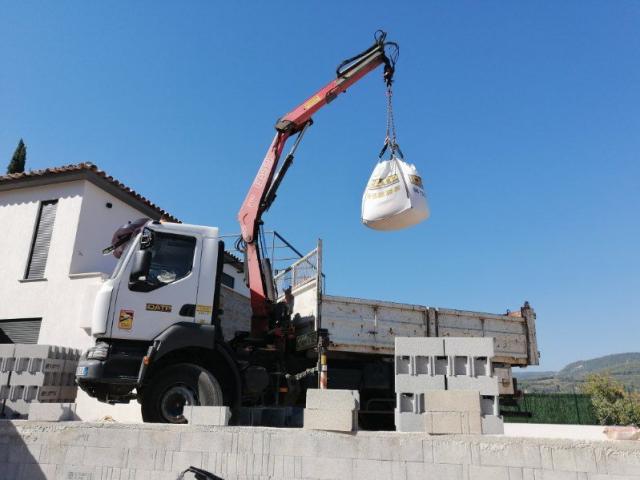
top-left (514, 353), bottom-right (640, 393)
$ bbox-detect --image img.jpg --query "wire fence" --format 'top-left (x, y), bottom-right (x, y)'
top-left (502, 393), bottom-right (599, 425)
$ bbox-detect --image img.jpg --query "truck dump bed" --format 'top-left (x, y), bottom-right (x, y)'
top-left (321, 295), bottom-right (539, 366)
top-left (273, 244), bottom-right (540, 368)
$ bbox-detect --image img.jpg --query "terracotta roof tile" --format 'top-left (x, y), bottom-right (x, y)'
top-left (0, 162), bottom-right (179, 223)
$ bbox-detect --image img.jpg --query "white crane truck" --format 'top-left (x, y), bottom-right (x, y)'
top-left (76, 32), bottom-right (540, 426)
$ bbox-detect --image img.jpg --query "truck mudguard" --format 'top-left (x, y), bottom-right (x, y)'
top-left (147, 322), bottom-right (242, 406)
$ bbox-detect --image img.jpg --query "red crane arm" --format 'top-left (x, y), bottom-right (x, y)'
top-left (237, 32), bottom-right (397, 336)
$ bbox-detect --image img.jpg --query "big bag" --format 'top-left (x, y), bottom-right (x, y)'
top-left (361, 156), bottom-right (429, 231)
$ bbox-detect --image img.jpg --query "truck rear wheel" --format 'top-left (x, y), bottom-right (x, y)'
top-left (141, 363), bottom-right (223, 424)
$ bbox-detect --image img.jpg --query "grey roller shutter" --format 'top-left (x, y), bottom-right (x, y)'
top-left (25, 200), bottom-right (58, 280)
top-left (0, 319), bottom-right (42, 344)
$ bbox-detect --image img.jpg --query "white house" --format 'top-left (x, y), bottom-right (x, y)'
top-left (0, 162), bottom-right (247, 420)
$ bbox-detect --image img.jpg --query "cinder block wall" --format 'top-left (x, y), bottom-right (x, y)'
top-left (1, 421), bottom-right (639, 479)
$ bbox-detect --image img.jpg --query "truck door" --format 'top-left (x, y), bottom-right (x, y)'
top-left (109, 228), bottom-right (201, 341)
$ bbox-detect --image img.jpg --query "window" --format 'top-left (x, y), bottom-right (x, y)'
top-left (221, 272), bottom-right (235, 289)
top-left (24, 200), bottom-right (58, 280)
top-left (0, 318), bottom-right (42, 344)
top-left (139, 231), bottom-right (196, 290)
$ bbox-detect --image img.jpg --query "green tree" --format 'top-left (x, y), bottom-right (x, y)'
top-left (581, 373), bottom-right (640, 426)
top-left (7, 139), bottom-right (26, 174)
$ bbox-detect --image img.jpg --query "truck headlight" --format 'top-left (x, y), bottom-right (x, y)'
top-left (86, 342), bottom-right (109, 360)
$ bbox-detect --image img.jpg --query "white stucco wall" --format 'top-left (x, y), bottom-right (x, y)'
top-left (0, 181), bottom-right (98, 349)
top-left (70, 182), bottom-right (151, 276)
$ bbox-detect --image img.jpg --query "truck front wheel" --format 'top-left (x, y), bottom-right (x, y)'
top-left (141, 363), bottom-right (224, 424)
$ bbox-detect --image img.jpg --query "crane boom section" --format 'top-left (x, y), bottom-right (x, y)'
top-left (237, 34), bottom-right (395, 336)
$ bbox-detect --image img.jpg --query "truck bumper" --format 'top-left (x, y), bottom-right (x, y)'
top-left (76, 350), bottom-right (141, 403)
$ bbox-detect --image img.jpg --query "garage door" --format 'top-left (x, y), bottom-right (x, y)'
top-left (0, 318), bottom-right (42, 344)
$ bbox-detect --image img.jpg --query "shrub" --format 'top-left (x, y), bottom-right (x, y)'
top-left (581, 373), bottom-right (640, 426)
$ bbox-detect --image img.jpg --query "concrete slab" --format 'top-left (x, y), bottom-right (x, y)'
top-left (28, 402), bottom-right (78, 421)
top-left (304, 408), bottom-right (357, 432)
top-left (306, 388), bottom-right (360, 410)
top-left (183, 406), bottom-right (231, 426)
top-left (395, 374), bottom-right (445, 394)
top-left (424, 390), bottom-right (481, 413)
top-left (447, 375), bottom-right (500, 396)
top-left (425, 411), bottom-right (464, 434)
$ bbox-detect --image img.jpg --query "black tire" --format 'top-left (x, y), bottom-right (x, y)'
top-left (141, 363), bottom-right (223, 424)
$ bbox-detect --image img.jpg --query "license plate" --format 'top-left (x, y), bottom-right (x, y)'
top-left (76, 366), bottom-right (89, 377)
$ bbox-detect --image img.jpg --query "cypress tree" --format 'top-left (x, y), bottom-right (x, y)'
top-left (7, 139), bottom-right (26, 174)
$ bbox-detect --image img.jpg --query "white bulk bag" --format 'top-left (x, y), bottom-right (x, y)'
top-left (361, 156), bottom-right (429, 231)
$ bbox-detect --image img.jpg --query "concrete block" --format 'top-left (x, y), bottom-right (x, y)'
top-left (425, 411), bottom-right (464, 434)
top-left (0, 344), bottom-right (15, 357)
top-left (59, 386), bottom-right (78, 401)
top-left (63, 358), bottom-right (80, 374)
top-left (4, 399), bottom-right (30, 418)
top-left (452, 355), bottom-right (471, 375)
top-left (0, 345), bottom-right (15, 374)
top-left (434, 355), bottom-right (449, 375)
top-left (396, 355), bottom-right (411, 374)
top-left (397, 392), bottom-right (423, 413)
top-left (24, 385), bottom-right (60, 402)
top-left (481, 395), bottom-right (500, 416)
top-left (304, 408), bottom-right (357, 432)
top-left (1, 356), bottom-right (15, 373)
top-left (27, 357), bottom-right (65, 375)
top-left (0, 384), bottom-right (10, 400)
top-left (394, 410), bottom-right (424, 432)
top-left (306, 388), bottom-right (360, 410)
top-left (444, 337), bottom-right (495, 357)
top-left (395, 337), bottom-right (445, 356)
top-left (468, 464), bottom-right (510, 480)
top-left (448, 376), bottom-right (500, 396)
top-left (28, 402), bottom-right (78, 421)
top-left (183, 405), bottom-right (231, 425)
top-left (481, 415), bottom-right (504, 434)
top-left (395, 374), bottom-right (445, 393)
top-left (424, 390), bottom-right (481, 413)
top-left (12, 371), bottom-right (62, 387)
top-left (301, 456), bottom-right (353, 479)
top-left (466, 411), bottom-right (483, 434)
top-left (14, 344), bottom-right (62, 359)
top-left (475, 357), bottom-right (491, 377)
top-left (0, 372), bottom-right (10, 386)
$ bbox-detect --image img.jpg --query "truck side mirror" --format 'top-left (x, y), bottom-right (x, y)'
top-left (130, 249), bottom-right (152, 284)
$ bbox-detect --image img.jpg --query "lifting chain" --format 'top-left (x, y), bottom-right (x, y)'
top-left (379, 84), bottom-right (404, 159)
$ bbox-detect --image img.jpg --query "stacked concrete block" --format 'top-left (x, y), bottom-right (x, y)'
top-left (304, 388), bottom-right (359, 432)
top-left (444, 337), bottom-right (503, 434)
top-left (423, 390), bottom-right (482, 434)
top-left (0, 344), bottom-right (16, 416)
top-left (393, 336), bottom-right (504, 434)
top-left (2, 344), bottom-right (81, 419)
top-left (394, 338), bottom-right (445, 432)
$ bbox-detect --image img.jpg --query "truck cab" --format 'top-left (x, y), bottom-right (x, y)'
top-left (77, 220), bottom-right (244, 423)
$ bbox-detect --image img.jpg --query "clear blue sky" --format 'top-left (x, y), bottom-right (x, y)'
top-left (2, 2), bottom-right (638, 370)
